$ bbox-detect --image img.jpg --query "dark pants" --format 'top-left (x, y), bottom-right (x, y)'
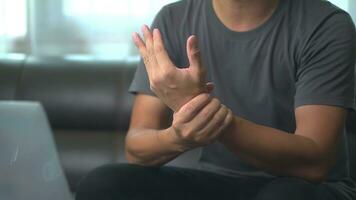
top-left (75, 163), bottom-right (343, 200)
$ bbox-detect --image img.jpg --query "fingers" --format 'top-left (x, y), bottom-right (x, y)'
top-left (187, 35), bottom-right (203, 70)
top-left (132, 27), bottom-right (153, 77)
top-left (132, 32), bottom-right (146, 53)
top-left (134, 25), bottom-right (170, 80)
top-left (141, 25), bottom-right (158, 76)
top-left (132, 32), bottom-right (149, 63)
top-left (133, 26), bottom-right (175, 74)
top-left (213, 109), bottom-right (234, 140)
top-left (198, 104), bottom-right (229, 142)
top-left (153, 28), bottom-right (174, 68)
top-left (176, 93), bottom-right (211, 122)
top-left (142, 25), bottom-right (153, 52)
top-left (190, 98), bottom-right (221, 131)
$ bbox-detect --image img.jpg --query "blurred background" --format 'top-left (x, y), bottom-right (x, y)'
top-left (0, 0), bottom-right (177, 61)
top-left (0, 0), bottom-right (354, 61)
top-left (0, 0), bottom-right (355, 196)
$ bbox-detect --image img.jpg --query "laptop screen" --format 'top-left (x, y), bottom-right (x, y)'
top-left (0, 102), bottom-right (72, 200)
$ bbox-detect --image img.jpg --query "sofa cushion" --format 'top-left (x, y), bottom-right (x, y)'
top-left (0, 57), bottom-right (24, 100)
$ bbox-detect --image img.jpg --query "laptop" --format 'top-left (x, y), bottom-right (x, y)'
top-left (0, 101), bottom-right (73, 200)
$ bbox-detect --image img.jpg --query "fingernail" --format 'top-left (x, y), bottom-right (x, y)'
top-left (141, 25), bottom-right (147, 33)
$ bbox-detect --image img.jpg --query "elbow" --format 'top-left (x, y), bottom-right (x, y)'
top-left (295, 145), bottom-right (335, 184)
top-left (124, 147), bottom-right (149, 166)
top-left (124, 132), bottom-right (145, 165)
top-left (298, 163), bottom-right (330, 184)
top-left (124, 135), bottom-right (136, 164)
top-left (124, 136), bottom-right (143, 165)
top-left (125, 149), bottom-right (138, 164)
top-left (303, 169), bottom-right (328, 184)
top-left (125, 151), bottom-right (162, 167)
top-left (124, 142), bottom-right (161, 167)
top-left (124, 133), bottom-right (160, 167)
top-left (124, 142), bottom-right (146, 166)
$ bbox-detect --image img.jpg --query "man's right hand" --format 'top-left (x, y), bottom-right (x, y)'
top-left (160, 94), bottom-right (234, 152)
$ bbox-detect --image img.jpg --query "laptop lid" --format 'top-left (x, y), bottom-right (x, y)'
top-left (0, 101), bottom-right (72, 200)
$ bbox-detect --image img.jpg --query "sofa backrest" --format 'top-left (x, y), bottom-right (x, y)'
top-left (0, 57), bottom-right (24, 100)
top-left (0, 56), bottom-right (355, 179)
top-left (0, 56), bottom-right (136, 131)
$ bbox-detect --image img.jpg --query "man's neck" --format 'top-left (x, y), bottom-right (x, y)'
top-left (212, 0), bottom-right (279, 32)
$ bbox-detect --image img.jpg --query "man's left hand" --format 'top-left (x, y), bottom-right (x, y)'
top-left (132, 25), bottom-right (213, 112)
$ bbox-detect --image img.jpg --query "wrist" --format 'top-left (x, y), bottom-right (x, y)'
top-left (219, 116), bottom-right (243, 142)
top-left (172, 91), bottom-right (208, 112)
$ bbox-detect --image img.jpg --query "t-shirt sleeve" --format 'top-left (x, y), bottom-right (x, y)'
top-left (294, 12), bottom-right (356, 111)
top-left (129, 5), bottom-right (180, 96)
top-left (129, 59), bottom-right (154, 96)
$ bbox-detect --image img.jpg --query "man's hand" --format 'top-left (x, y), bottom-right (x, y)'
top-left (132, 25), bottom-right (212, 112)
top-left (160, 94), bottom-right (234, 152)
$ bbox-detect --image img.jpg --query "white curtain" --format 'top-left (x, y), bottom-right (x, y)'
top-left (0, 0), bottom-right (27, 54)
top-left (0, 0), bottom-right (176, 60)
top-left (27, 0), bottom-right (177, 60)
top-left (0, 0), bottom-right (355, 60)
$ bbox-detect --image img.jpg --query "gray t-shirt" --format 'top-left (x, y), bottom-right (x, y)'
top-left (129, 0), bottom-right (356, 198)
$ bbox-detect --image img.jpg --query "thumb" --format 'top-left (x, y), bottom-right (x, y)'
top-left (206, 82), bottom-right (214, 93)
top-left (187, 35), bottom-right (202, 69)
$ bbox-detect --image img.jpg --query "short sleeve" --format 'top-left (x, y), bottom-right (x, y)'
top-left (295, 12), bottom-right (356, 111)
top-left (129, 59), bottom-right (155, 96)
top-left (129, 5), bottom-right (181, 96)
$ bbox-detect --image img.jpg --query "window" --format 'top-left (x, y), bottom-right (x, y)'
top-left (32, 0), bottom-right (177, 61)
top-left (0, 0), bottom-right (177, 61)
top-left (329, 0), bottom-right (349, 10)
top-left (0, 0), bottom-right (27, 54)
top-left (58, 0), bottom-right (176, 60)
top-left (0, 0), bottom-right (354, 61)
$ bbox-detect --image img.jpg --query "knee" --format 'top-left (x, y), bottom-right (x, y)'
top-left (255, 177), bottom-right (317, 200)
top-left (75, 163), bottom-right (159, 200)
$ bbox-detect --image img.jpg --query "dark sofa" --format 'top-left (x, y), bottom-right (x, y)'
top-left (0, 56), bottom-right (201, 191)
top-left (0, 56), bottom-right (355, 192)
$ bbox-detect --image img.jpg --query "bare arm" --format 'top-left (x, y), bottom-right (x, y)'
top-left (125, 93), bottom-right (233, 166)
top-left (127, 26), bottom-right (229, 166)
top-left (220, 105), bottom-right (347, 183)
top-left (125, 94), bottom-right (180, 166)
top-left (131, 26), bottom-right (350, 181)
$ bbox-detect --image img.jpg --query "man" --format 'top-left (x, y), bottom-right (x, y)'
top-left (76, 0), bottom-right (356, 199)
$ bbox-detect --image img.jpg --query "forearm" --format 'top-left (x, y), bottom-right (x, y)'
top-left (125, 127), bottom-right (185, 167)
top-left (220, 117), bottom-right (335, 182)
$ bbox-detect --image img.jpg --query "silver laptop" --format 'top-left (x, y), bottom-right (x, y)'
top-left (0, 101), bottom-right (73, 200)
